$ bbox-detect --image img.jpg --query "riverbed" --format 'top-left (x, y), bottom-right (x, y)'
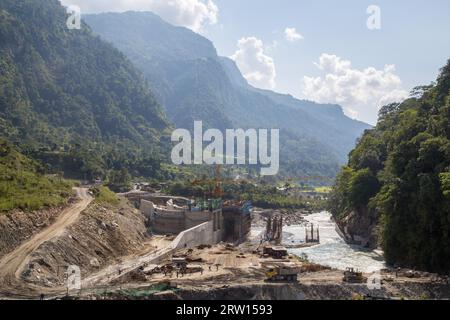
top-left (283, 211), bottom-right (385, 273)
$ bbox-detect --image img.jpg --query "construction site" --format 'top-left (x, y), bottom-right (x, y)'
top-left (0, 167), bottom-right (449, 300)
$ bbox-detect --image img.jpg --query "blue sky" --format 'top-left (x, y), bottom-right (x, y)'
top-left (63, 0), bottom-right (450, 124)
top-left (205, 0), bottom-right (450, 123)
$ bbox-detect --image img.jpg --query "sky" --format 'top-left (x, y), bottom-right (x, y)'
top-left (61, 0), bottom-right (450, 125)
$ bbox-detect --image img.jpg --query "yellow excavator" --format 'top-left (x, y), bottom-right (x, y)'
top-left (343, 267), bottom-right (366, 283)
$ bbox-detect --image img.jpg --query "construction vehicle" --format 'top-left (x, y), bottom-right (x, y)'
top-left (172, 257), bottom-right (188, 269)
top-left (265, 264), bottom-right (300, 282)
top-left (263, 246), bottom-right (288, 259)
top-left (343, 267), bottom-right (366, 283)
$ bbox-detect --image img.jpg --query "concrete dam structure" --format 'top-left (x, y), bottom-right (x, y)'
top-left (131, 193), bottom-right (252, 246)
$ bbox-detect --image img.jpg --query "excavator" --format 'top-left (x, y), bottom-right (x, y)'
top-left (343, 267), bottom-right (366, 283)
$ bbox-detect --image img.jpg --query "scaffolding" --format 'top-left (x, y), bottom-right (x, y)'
top-left (305, 223), bottom-right (320, 243)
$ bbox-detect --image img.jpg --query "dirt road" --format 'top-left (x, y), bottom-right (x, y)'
top-left (82, 236), bottom-right (173, 287)
top-left (0, 188), bottom-right (93, 298)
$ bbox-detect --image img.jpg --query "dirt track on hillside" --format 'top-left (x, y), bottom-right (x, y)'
top-left (0, 188), bottom-right (93, 298)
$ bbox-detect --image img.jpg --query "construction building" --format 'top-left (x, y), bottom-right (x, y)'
top-left (222, 201), bottom-right (252, 243)
top-left (132, 193), bottom-right (251, 246)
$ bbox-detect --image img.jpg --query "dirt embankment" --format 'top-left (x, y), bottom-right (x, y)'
top-left (21, 198), bottom-right (149, 287)
top-left (87, 281), bottom-right (450, 301)
top-left (0, 201), bottom-right (75, 259)
top-left (167, 283), bottom-right (450, 300)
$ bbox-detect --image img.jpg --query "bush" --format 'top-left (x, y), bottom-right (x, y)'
top-left (90, 186), bottom-right (119, 205)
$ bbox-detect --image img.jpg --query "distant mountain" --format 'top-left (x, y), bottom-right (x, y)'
top-left (0, 1), bottom-right (170, 180)
top-left (85, 11), bottom-right (371, 179)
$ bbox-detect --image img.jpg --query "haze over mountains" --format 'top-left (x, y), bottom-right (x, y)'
top-left (85, 12), bottom-right (371, 179)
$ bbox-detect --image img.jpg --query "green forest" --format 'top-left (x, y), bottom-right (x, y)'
top-left (0, 0), bottom-right (171, 182)
top-left (0, 138), bottom-right (73, 212)
top-left (328, 60), bottom-right (450, 273)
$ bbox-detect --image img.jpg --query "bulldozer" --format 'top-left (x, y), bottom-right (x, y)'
top-left (265, 264), bottom-right (300, 282)
top-left (343, 267), bottom-right (366, 283)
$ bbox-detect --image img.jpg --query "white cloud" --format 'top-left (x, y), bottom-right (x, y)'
top-left (302, 54), bottom-right (408, 124)
top-left (231, 37), bottom-right (277, 90)
top-left (284, 27), bottom-right (303, 42)
top-left (60, 0), bottom-right (218, 32)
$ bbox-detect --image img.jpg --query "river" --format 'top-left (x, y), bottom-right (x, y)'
top-left (283, 211), bottom-right (385, 273)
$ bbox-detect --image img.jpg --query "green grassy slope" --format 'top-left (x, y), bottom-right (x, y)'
top-left (0, 139), bottom-right (73, 212)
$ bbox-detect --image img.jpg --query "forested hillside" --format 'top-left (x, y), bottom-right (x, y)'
top-left (329, 60), bottom-right (450, 274)
top-left (0, 0), bottom-right (170, 182)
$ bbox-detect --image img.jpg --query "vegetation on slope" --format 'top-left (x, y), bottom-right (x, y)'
top-left (0, 139), bottom-right (73, 212)
top-left (328, 60), bottom-right (450, 273)
top-left (90, 186), bottom-right (120, 205)
top-left (0, 0), bottom-right (170, 182)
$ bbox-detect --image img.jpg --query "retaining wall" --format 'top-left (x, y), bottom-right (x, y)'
top-left (171, 221), bottom-right (222, 251)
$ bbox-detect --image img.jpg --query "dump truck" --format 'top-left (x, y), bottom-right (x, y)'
top-left (263, 246), bottom-right (288, 259)
top-left (265, 264), bottom-right (300, 282)
top-left (343, 267), bottom-right (366, 283)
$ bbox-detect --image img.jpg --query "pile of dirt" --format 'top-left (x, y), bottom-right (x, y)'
top-left (21, 199), bottom-right (149, 287)
top-left (111, 269), bottom-right (147, 285)
top-left (0, 201), bottom-right (75, 259)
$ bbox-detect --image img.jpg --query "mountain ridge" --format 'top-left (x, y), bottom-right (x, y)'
top-left (85, 11), bottom-right (371, 179)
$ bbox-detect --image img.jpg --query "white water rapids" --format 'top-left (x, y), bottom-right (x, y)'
top-left (282, 212), bottom-right (386, 273)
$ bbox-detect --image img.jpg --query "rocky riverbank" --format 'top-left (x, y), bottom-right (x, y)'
top-left (334, 208), bottom-right (379, 249)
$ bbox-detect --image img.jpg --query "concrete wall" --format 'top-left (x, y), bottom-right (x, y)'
top-left (171, 221), bottom-right (222, 251)
top-left (141, 199), bottom-right (186, 234)
top-left (185, 210), bottom-right (215, 229)
top-left (117, 220), bottom-right (223, 279)
top-left (152, 211), bottom-right (186, 235)
top-left (140, 200), bottom-right (155, 219)
top-left (141, 199), bottom-right (222, 236)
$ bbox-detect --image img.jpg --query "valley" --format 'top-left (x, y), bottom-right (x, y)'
top-left (0, 0), bottom-right (449, 302)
